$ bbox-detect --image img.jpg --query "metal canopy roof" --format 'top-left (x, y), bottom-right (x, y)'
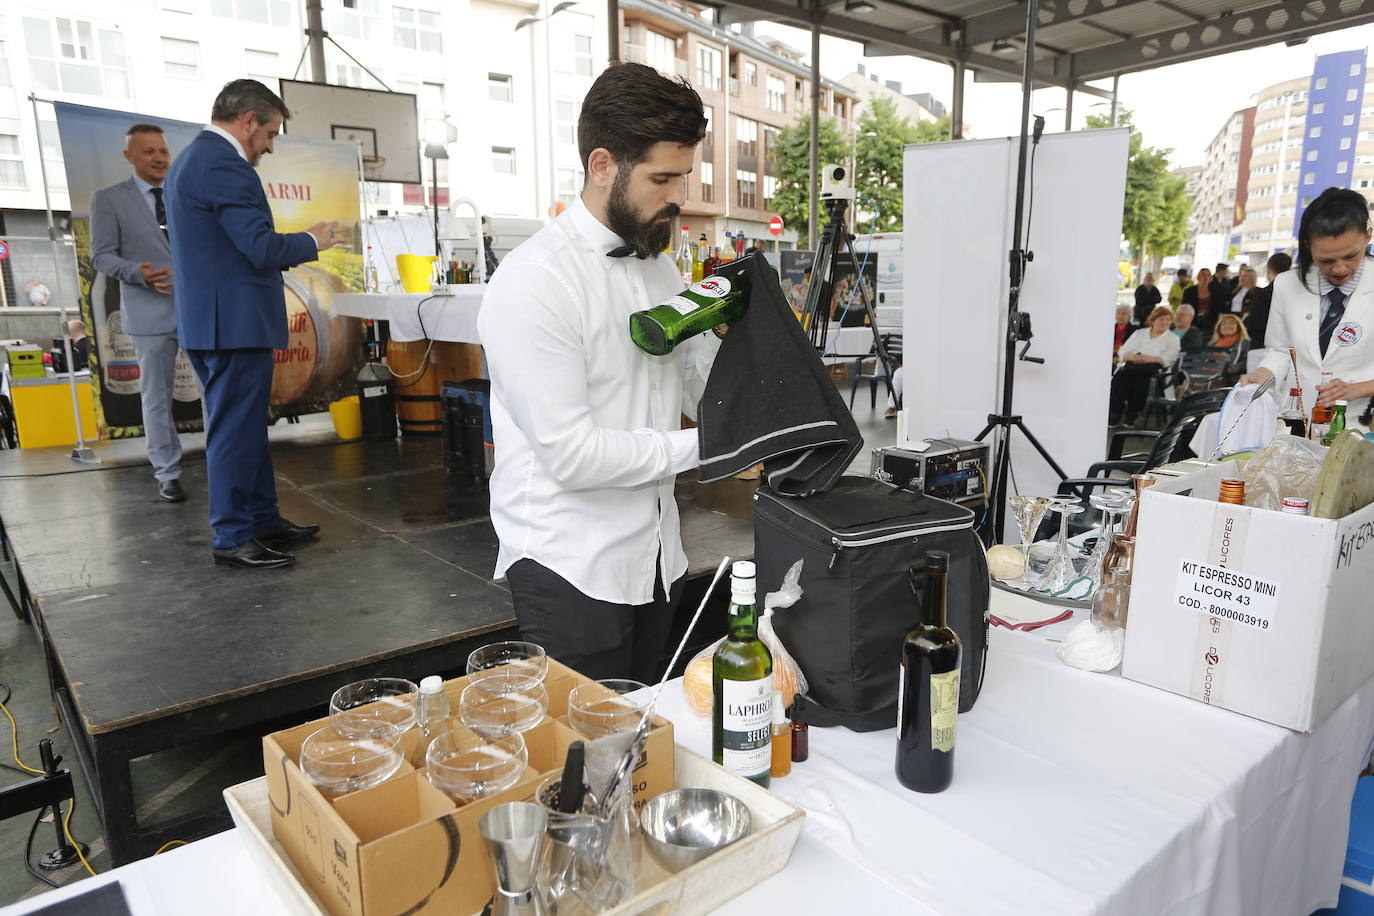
top-left (711, 0), bottom-right (1374, 92)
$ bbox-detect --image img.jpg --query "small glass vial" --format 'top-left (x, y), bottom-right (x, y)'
top-left (1281, 497), bottom-right (1310, 516)
top-left (417, 675), bottom-right (451, 741)
top-left (1218, 478), bottom-right (1246, 505)
top-left (790, 693), bottom-right (809, 763)
top-left (770, 690), bottom-right (791, 779)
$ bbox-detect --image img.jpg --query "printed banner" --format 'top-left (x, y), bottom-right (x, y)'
top-left (53, 101), bottom-right (364, 438)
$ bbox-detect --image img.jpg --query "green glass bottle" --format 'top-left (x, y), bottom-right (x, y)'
top-left (712, 560), bottom-right (773, 787)
top-left (629, 271), bottom-right (750, 356)
top-left (1321, 401), bottom-right (1348, 446)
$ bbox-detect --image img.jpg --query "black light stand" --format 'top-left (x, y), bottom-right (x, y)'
top-left (0, 738), bottom-right (87, 871)
top-left (973, 0), bottom-right (1070, 546)
top-left (800, 196), bottom-right (898, 407)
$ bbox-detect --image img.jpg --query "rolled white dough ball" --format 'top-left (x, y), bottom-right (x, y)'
top-left (987, 544), bottom-right (1026, 581)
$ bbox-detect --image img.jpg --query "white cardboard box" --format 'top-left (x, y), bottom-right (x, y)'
top-left (1122, 463), bottom-right (1374, 732)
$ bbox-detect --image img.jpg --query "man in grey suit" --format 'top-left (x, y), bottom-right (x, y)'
top-left (91, 123), bottom-right (187, 502)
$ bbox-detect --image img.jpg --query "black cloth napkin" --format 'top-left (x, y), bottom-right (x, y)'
top-left (696, 254), bottom-right (863, 497)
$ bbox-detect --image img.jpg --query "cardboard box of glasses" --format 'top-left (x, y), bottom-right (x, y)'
top-left (260, 659), bottom-right (674, 916)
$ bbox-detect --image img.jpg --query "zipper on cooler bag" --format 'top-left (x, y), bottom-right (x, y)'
top-left (825, 520), bottom-right (974, 570)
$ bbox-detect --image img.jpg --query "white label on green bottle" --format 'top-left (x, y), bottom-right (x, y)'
top-left (693, 276), bottom-right (732, 298)
top-left (664, 295), bottom-right (698, 316)
top-left (720, 676), bottom-right (772, 778)
top-left (930, 669), bottom-right (959, 752)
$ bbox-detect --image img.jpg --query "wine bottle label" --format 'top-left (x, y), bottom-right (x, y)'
top-left (929, 669), bottom-right (959, 752)
top-left (663, 276), bottom-right (734, 316)
top-left (720, 676), bottom-right (772, 777)
top-left (663, 295), bottom-right (699, 316)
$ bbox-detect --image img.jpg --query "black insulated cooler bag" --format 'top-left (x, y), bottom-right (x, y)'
top-left (753, 476), bottom-right (990, 732)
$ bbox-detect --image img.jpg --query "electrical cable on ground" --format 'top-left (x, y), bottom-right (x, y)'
top-left (24, 808), bottom-right (57, 888)
top-left (62, 796), bottom-right (97, 877)
top-left (153, 840), bottom-right (188, 855)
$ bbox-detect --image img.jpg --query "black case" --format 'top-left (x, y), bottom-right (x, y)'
top-left (753, 476), bottom-right (990, 732)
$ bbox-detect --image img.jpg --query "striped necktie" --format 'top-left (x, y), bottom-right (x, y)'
top-left (1319, 287), bottom-right (1346, 358)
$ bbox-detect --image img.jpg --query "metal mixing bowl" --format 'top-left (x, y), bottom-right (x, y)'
top-left (639, 788), bottom-right (751, 872)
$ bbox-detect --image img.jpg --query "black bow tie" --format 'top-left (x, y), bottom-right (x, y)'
top-left (607, 245), bottom-right (641, 259)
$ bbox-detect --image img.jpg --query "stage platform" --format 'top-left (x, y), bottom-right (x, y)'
top-left (0, 420), bottom-right (754, 863)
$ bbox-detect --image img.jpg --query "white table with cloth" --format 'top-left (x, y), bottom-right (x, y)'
top-left (333, 290), bottom-right (484, 343)
top-left (6, 590), bottom-right (1373, 916)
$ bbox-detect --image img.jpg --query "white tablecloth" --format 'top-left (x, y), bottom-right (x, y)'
top-left (8, 591), bottom-right (1373, 915)
top-left (333, 290), bottom-right (484, 344)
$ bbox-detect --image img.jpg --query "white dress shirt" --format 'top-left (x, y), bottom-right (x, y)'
top-left (477, 197), bottom-right (719, 605)
top-left (1118, 327), bottom-right (1181, 366)
top-left (132, 173), bottom-right (162, 220)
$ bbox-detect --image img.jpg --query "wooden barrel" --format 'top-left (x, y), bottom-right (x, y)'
top-left (387, 340), bottom-right (485, 436)
top-left (271, 265), bottom-right (365, 406)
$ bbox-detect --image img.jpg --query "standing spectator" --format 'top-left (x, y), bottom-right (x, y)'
top-left (165, 79), bottom-right (340, 569)
top-left (1168, 267), bottom-right (1192, 309)
top-left (1110, 306), bottom-right (1180, 427)
top-left (90, 122), bottom-right (188, 503)
top-left (1112, 305), bottom-right (1132, 365)
top-left (1132, 272), bottom-right (1162, 324)
top-left (1244, 252), bottom-right (1291, 347)
top-left (1229, 266), bottom-right (1258, 316)
top-left (24, 278), bottom-right (51, 306)
top-left (1184, 267), bottom-right (1218, 334)
top-left (1214, 262), bottom-right (1236, 294)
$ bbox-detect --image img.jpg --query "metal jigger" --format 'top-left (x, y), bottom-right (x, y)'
top-left (480, 802), bottom-right (549, 916)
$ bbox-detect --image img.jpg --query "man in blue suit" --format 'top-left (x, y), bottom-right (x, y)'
top-left (91, 123), bottom-right (188, 503)
top-left (165, 80), bottom-right (340, 569)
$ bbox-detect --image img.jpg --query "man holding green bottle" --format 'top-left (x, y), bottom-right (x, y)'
top-left (477, 63), bottom-right (717, 682)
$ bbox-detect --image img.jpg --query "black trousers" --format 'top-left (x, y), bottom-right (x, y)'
top-left (505, 559), bottom-right (682, 683)
top-left (1110, 363), bottom-right (1158, 422)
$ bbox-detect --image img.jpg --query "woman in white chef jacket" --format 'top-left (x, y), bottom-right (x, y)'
top-left (1241, 187), bottom-right (1374, 431)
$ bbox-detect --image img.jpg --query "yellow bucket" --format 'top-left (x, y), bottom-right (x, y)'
top-left (396, 254), bottom-right (438, 293)
top-left (329, 395), bottom-right (363, 441)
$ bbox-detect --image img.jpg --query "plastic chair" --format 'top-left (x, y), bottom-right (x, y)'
top-left (848, 334), bottom-right (902, 411)
top-left (1139, 346), bottom-right (1232, 429)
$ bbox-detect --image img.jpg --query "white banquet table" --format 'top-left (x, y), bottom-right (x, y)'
top-left (6, 591), bottom-right (1373, 916)
top-left (333, 290), bottom-right (484, 344)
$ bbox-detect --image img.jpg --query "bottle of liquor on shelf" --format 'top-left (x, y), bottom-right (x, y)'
top-left (1278, 387), bottom-right (1307, 438)
top-left (1321, 401), bottom-right (1348, 446)
top-left (629, 270), bottom-right (750, 355)
top-left (676, 227), bottom-right (693, 284)
top-left (702, 246), bottom-right (721, 277)
top-left (718, 232), bottom-right (735, 263)
top-left (713, 560), bottom-right (773, 788)
top-left (896, 550), bottom-right (961, 794)
top-left (365, 246), bottom-right (380, 293)
top-left (1311, 370), bottom-right (1336, 440)
top-left (693, 233), bottom-right (708, 282)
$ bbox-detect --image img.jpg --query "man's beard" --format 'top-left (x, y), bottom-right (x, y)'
top-left (605, 168), bottom-right (678, 259)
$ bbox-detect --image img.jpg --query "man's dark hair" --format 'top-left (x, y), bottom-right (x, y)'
top-left (1296, 187), bottom-right (1370, 291)
top-left (1266, 252), bottom-right (1293, 274)
top-left (1214, 262), bottom-right (1229, 274)
top-left (577, 63), bottom-right (706, 173)
top-left (125, 123), bottom-right (164, 138)
top-left (1177, 267), bottom-right (1190, 277)
top-left (211, 79), bottom-right (290, 126)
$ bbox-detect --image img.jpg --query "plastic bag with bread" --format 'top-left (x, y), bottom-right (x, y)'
top-left (684, 559), bottom-right (809, 716)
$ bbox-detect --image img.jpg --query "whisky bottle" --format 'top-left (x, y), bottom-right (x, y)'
top-left (713, 560), bottom-right (773, 788)
top-left (896, 551), bottom-right (961, 794)
top-left (629, 269), bottom-right (750, 355)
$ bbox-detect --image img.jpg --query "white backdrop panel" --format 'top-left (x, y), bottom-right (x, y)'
top-left (903, 129), bottom-right (1129, 540)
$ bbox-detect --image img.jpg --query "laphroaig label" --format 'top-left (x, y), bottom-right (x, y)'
top-left (720, 677), bottom-right (772, 777)
top-left (929, 669), bottom-right (959, 752)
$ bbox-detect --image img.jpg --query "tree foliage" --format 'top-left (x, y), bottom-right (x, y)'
top-left (771, 113), bottom-right (848, 248)
top-left (1088, 109), bottom-right (1187, 270)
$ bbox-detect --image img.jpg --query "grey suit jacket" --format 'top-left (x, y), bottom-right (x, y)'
top-left (90, 176), bottom-right (176, 336)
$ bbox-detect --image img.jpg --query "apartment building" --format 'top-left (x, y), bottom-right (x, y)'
top-left (1170, 164), bottom-right (1202, 264)
top-left (1193, 107), bottom-right (1254, 260)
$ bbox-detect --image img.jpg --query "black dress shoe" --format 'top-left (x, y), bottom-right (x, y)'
top-left (158, 479), bottom-right (186, 503)
top-left (213, 538), bottom-right (295, 570)
top-left (257, 518), bottom-right (321, 549)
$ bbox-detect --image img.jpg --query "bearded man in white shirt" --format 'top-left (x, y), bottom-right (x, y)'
top-left (477, 63), bottom-right (714, 682)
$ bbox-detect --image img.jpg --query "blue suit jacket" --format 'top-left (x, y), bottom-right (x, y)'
top-left (164, 130), bottom-right (317, 351)
top-left (90, 176), bottom-right (176, 336)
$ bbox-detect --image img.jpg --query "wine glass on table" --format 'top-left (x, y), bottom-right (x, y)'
top-left (1007, 495), bottom-right (1052, 588)
top-left (1084, 491), bottom-right (1132, 593)
top-left (1039, 499), bottom-right (1086, 597)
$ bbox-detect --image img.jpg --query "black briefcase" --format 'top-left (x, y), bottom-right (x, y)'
top-left (753, 476), bottom-right (990, 731)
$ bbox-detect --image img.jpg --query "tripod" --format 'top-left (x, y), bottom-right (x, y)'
top-left (800, 196), bottom-right (897, 408)
top-left (973, 0), bottom-right (1069, 546)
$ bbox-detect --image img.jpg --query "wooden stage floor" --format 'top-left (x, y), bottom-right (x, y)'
top-left (0, 423), bottom-right (753, 862)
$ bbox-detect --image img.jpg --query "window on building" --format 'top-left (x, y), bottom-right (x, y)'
top-left (736, 116), bottom-right (757, 158)
top-left (0, 119), bottom-right (24, 188)
top-left (766, 74), bottom-right (785, 113)
top-left (334, 62), bottom-right (366, 87)
top-left (1353, 63), bottom-right (1363, 77)
top-left (492, 147), bottom-right (516, 174)
top-left (573, 34), bottom-right (593, 76)
top-left (698, 45), bottom-right (720, 91)
top-left (489, 73), bottom-right (513, 102)
top-left (1311, 126), bottom-right (1322, 139)
top-left (23, 16), bottom-right (130, 97)
top-left (744, 61), bottom-right (757, 86)
top-left (736, 168), bottom-right (756, 209)
top-left (161, 0), bottom-right (195, 13)
top-left (1308, 149), bottom-right (1318, 161)
top-left (763, 174), bottom-right (778, 207)
top-left (1338, 161), bottom-right (1349, 174)
top-left (161, 37), bottom-right (199, 79)
top-left (1342, 136), bottom-right (1353, 150)
top-left (211, 0), bottom-right (291, 25)
top-left (557, 168), bottom-right (581, 206)
top-left (328, 0), bottom-right (377, 39)
top-left (1313, 102), bottom-right (1325, 114)
top-left (37, 120), bottom-right (65, 189)
top-left (703, 105), bottom-right (713, 141)
top-left (645, 30), bottom-right (675, 75)
top-left (1316, 77), bottom-right (1328, 90)
top-left (1346, 113), bottom-right (1357, 126)
top-left (393, 7), bottom-right (441, 53)
top-left (701, 160), bottom-right (713, 203)
top-left (1304, 172), bottom-right (1315, 185)
top-left (246, 49), bottom-right (279, 91)
top-left (556, 99), bottom-right (577, 145)
top-left (1348, 88), bottom-right (1360, 102)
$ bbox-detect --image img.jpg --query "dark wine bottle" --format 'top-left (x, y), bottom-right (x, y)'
top-left (896, 550), bottom-right (961, 794)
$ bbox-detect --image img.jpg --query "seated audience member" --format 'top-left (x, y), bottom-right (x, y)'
top-left (1211, 312), bottom-right (1251, 383)
top-left (1113, 305), bottom-right (1132, 364)
top-left (1172, 304), bottom-right (1205, 350)
top-left (67, 319), bottom-right (90, 371)
top-left (1110, 306), bottom-right (1180, 427)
